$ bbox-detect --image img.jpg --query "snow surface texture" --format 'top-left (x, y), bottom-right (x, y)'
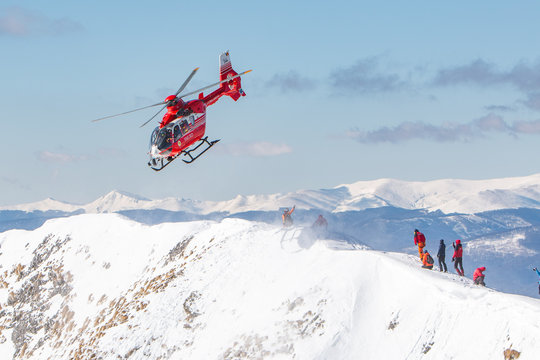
top-left (0, 214), bottom-right (539, 359)
top-left (3, 173), bottom-right (540, 214)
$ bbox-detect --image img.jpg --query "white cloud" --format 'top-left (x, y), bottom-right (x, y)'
top-left (218, 142), bottom-right (292, 157)
top-left (0, 7), bottom-right (83, 37)
top-left (37, 151), bottom-right (87, 163)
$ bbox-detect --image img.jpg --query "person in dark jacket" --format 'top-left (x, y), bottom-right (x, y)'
top-left (452, 240), bottom-right (464, 276)
top-left (437, 239), bottom-right (448, 272)
top-left (312, 215), bottom-right (328, 230)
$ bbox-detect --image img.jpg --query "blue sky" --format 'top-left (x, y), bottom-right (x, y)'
top-left (2, 1), bottom-right (540, 205)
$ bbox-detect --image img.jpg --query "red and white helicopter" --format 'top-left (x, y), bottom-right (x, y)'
top-left (92, 51), bottom-right (251, 171)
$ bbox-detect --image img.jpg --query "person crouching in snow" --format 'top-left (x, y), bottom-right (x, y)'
top-left (422, 250), bottom-right (434, 270)
top-left (473, 267), bottom-right (486, 286)
top-left (414, 229), bottom-right (426, 260)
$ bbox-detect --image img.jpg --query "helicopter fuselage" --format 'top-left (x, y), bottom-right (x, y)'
top-left (149, 99), bottom-right (207, 159)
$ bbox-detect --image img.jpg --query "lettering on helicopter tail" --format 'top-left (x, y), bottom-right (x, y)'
top-left (220, 52), bottom-right (232, 75)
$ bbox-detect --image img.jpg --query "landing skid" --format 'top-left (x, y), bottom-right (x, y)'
top-left (147, 136), bottom-right (220, 171)
top-left (182, 136), bottom-right (220, 164)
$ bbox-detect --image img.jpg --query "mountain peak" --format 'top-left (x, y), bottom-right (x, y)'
top-left (84, 190), bottom-right (150, 213)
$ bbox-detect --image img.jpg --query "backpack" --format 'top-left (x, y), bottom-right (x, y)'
top-left (426, 253), bottom-right (434, 265)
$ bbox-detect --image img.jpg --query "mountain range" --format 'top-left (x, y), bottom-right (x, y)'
top-left (1, 174), bottom-right (540, 297)
top-left (3, 173), bottom-right (540, 215)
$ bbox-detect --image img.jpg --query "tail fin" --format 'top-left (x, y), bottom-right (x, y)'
top-left (219, 51), bottom-right (246, 101)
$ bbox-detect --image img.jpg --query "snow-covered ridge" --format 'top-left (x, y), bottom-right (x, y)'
top-left (3, 173), bottom-right (540, 214)
top-left (0, 214), bottom-right (539, 359)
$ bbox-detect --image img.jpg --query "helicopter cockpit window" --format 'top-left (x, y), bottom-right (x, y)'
top-left (150, 128), bottom-right (159, 148)
top-left (154, 127), bottom-right (173, 151)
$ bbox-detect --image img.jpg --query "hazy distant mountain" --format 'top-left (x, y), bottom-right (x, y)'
top-left (3, 173), bottom-right (540, 215)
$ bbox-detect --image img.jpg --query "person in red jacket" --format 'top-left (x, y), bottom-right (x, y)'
top-left (473, 267), bottom-right (486, 286)
top-left (414, 229), bottom-right (426, 260)
top-left (452, 240), bottom-right (464, 276)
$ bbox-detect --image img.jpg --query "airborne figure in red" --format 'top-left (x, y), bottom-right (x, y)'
top-left (92, 51), bottom-right (251, 171)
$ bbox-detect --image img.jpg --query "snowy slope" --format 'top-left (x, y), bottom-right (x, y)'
top-left (2, 173), bottom-right (540, 215)
top-left (338, 174), bottom-right (540, 213)
top-left (0, 214), bottom-right (539, 359)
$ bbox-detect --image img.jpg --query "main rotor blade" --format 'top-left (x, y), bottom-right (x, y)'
top-left (139, 103), bottom-right (167, 128)
top-left (91, 101), bottom-right (165, 122)
top-left (175, 67), bottom-right (199, 97)
top-left (137, 67), bottom-right (199, 128)
top-left (178, 70), bottom-right (252, 99)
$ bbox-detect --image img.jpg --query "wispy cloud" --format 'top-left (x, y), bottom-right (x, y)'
top-left (0, 7), bottom-right (83, 37)
top-left (522, 93), bottom-right (540, 111)
top-left (330, 56), bottom-right (405, 93)
top-left (347, 114), bottom-right (540, 144)
top-left (1, 176), bottom-right (30, 190)
top-left (266, 71), bottom-right (315, 92)
top-left (37, 151), bottom-right (88, 163)
top-left (484, 104), bottom-right (515, 112)
top-left (432, 59), bottom-right (540, 92)
top-left (36, 148), bottom-right (126, 164)
top-left (218, 142), bottom-right (292, 157)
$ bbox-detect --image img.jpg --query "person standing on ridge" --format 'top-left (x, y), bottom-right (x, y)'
top-left (421, 249), bottom-right (434, 270)
top-left (437, 239), bottom-right (448, 272)
top-left (452, 240), bottom-right (464, 276)
top-left (533, 267), bottom-right (540, 295)
top-left (414, 229), bottom-right (426, 260)
top-left (473, 266), bottom-right (486, 286)
top-left (282, 206), bottom-right (295, 227)
top-left (312, 215), bottom-right (328, 230)
top-left (311, 214), bottom-right (328, 238)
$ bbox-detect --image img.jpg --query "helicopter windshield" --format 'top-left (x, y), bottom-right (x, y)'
top-left (150, 126), bottom-right (173, 152)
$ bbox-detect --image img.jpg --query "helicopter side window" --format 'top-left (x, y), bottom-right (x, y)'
top-left (180, 120), bottom-right (189, 134)
top-left (188, 115), bottom-right (195, 126)
top-left (174, 125), bottom-right (181, 139)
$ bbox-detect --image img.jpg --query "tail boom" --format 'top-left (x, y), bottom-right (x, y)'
top-left (203, 51), bottom-right (247, 106)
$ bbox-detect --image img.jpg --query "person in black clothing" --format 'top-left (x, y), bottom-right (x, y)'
top-left (437, 239), bottom-right (448, 272)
